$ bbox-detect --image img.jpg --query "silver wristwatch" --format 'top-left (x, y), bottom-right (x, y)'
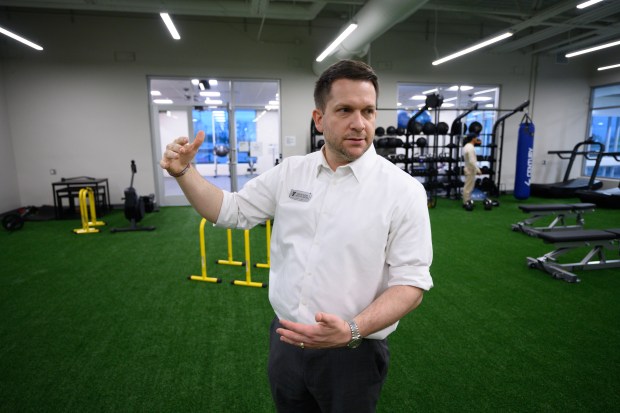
top-left (347, 320), bottom-right (362, 348)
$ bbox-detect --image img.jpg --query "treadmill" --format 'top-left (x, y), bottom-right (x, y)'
top-left (531, 140), bottom-right (605, 198)
top-left (576, 152), bottom-right (620, 208)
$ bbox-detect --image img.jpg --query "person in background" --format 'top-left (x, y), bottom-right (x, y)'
top-left (159, 59), bottom-right (433, 413)
top-left (462, 133), bottom-right (482, 210)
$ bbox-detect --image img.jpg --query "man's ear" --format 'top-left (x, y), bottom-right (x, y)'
top-left (312, 109), bottom-right (324, 133)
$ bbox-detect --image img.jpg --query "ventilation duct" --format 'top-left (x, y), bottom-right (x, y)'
top-left (312, 0), bottom-right (429, 75)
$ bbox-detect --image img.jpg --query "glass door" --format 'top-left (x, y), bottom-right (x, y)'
top-left (149, 77), bottom-right (280, 206)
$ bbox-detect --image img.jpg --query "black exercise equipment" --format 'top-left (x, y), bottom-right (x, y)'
top-left (526, 228), bottom-right (620, 283)
top-left (415, 137), bottom-right (427, 148)
top-left (1, 206), bottom-right (34, 231)
top-left (463, 200), bottom-right (474, 211)
top-left (386, 126), bottom-right (397, 135)
top-left (214, 144), bottom-right (230, 157)
top-left (425, 93), bottom-right (444, 109)
top-left (406, 119), bottom-right (423, 136)
top-left (468, 121), bottom-right (483, 135)
top-left (511, 203), bottom-right (596, 236)
top-left (575, 152), bottom-right (620, 208)
top-left (483, 198), bottom-right (493, 210)
top-left (422, 122), bottom-right (436, 135)
top-left (530, 139), bottom-right (605, 198)
top-left (443, 104), bottom-right (478, 200)
top-left (375, 127), bottom-right (385, 137)
top-left (309, 118), bottom-right (323, 152)
top-left (437, 122), bottom-right (449, 135)
top-left (110, 160), bottom-right (156, 233)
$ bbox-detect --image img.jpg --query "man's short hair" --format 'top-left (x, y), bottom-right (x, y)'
top-left (314, 59), bottom-right (379, 111)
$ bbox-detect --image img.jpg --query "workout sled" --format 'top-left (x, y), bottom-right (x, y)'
top-left (511, 203), bottom-right (595, 236)
top-left (526, 228), bottom-right (620, 283)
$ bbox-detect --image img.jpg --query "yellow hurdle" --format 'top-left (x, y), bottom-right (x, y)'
top-left (231, 229), bottom-right (267, 288)
top-left (73, 187), bottom-right (105, 234)
top-left (254, 220), bottom-right (271, 269)
top-left (216, 228), bottom-right (245, 266)
top-left (189, 218), bottom-right (222, 284)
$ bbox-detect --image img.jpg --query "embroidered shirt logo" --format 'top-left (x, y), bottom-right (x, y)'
top-left (289, 189), bottom-right (312, 202)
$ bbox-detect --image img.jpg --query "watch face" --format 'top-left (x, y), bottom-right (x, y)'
top-left (347, 338), bottom-right (362, 349)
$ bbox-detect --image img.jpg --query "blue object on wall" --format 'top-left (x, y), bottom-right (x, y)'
top-left (514, 115), bottom-right (535, 200)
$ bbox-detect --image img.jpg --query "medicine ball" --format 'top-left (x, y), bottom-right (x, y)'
top-left (375, 127), bottom-right (385, 137)
top-left (483, 198), bottom-right (493, 211)
top-left (437, 122), bottom-right (449, 135)
top-left (406, 117), bottom-right (423, 135)
top-left (451, 120), bottom-right (466, 136)
top-left (415, 137), bottom-right (427, 148)
top-left (422, 122), bottom-right (436, 135)
top-left (386, 126), bottom-right (397, 136)
top-left (396, 127), bottom-right (405, 136)
top-left (468, 121), bottom-right (483, 135)
top-left (214, 144), bottom-right (230, 157)
top-left (317, 139), bottom-right (325, 148)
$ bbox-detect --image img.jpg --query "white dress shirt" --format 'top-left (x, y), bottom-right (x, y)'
top-left (216, 145), bottom-right (433, 339)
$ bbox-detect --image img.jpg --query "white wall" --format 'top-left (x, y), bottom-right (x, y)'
top-left (1, 9), bottom-right (618, 208)
top-left (0, 61), bottom-right (20, 213)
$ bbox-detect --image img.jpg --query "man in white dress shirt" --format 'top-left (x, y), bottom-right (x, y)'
top-left (160, 59), bottom-right (433, 412)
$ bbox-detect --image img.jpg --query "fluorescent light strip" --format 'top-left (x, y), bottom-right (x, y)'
top-left (577, 0), bottom-right (604, 9)
top-left (432, 32), bottom-right (513, 65)
top-left (0, 25), bottom-right (43, 50)
top-left (316, 23), bottom-right (358, 62)
top-left (474, 88), bottom-right (498, 95)
top-left (565, 39), bottom-right (620, 58)
top-left (160, 13), bottom-right (181, 40)
top-left (598, 63), bottom-right (620, 71)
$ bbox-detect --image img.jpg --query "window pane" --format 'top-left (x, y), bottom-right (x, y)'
top-left (587, 83), bottom-right (620, 179)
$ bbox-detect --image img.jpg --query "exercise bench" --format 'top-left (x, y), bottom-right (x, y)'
top-left (526, 228), bottom-right (620, 283)
top-left (511, 203), bottom-right (596, 236)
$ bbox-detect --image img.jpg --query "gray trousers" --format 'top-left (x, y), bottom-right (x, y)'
top-left (268, 317), bottom-right (390, 413)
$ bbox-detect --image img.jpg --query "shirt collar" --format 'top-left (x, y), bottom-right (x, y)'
top-left (316, 143), bottom-right (377, 183)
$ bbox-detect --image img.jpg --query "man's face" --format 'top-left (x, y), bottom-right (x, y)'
top-left (312, 78), bottom-right (376, 170)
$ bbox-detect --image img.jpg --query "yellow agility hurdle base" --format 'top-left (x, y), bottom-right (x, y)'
top-left (189, 218), bottom-right (222, 284)
top-left (254, 220), bottom-right (271, 269)
top-left (231, 229), bottom-right (267, 288)
top-left (216, 228), bottom-right (245, 266)
top-left (73, 187), bottom-right (106, 234)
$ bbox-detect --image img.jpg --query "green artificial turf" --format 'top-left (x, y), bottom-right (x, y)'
top-left (1, 197), bottom-right (619, 412)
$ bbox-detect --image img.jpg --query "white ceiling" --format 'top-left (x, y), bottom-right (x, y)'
top-left (1, 0), bottom-right (618, 107)
top-left (1, 0), bottom-right (618, 57)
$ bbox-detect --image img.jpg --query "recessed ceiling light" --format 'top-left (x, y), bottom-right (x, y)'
top-left (472, 96), bottom-right (493, 102)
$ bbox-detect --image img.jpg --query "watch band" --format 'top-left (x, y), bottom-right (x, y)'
top-left (347, 320), bottom-right (362, 348)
